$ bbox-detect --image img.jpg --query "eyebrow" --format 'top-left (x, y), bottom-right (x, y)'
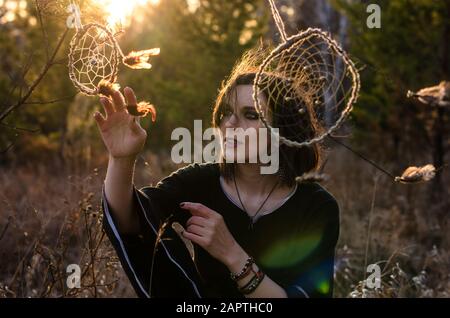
top-left (241, 106), bottom-right (257, 111)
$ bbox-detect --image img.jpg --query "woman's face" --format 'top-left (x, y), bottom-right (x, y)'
top-left (219, 85), bottom-right (271, 163)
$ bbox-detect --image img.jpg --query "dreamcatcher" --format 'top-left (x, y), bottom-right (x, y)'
top-left (253, 0), bottom-right (437, 184)
top-left (67, 4), bottom-right (158, 119)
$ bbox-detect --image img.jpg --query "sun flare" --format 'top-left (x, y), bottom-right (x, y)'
top-left (95, 0), bottom-right (160, 27)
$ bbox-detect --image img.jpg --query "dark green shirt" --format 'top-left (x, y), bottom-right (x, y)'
top-left (102, 162), bottom-right (340, 298)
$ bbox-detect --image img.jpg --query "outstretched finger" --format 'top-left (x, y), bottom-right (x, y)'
top-left (124, 87), bottom-right (138, 106)
top-left (100, 97), bottom-right (114, 117)
top-left (111, 90), bottom-right (126, 112)
top-left (93, 111), bottom-right (106, 127)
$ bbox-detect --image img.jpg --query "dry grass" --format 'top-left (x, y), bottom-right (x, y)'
top-left (0, 147), bottom-right (448, 298)
top-left (325, 147), bottom-right (450, 298)
top-left (0, 163), bottom-right (133, 297)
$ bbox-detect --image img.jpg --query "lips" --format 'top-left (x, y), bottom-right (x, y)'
top-left (224, 137), bottom-right (243, 148)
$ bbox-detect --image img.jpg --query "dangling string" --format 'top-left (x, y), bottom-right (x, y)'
top-left (69, 0), bottom-right (83, 31)
top-left (327, 134), bottom-right (397, 180)
top-left (268, 0), bottom-right (288, 43)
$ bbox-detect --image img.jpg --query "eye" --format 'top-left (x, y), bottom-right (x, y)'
top-left (222, 108), bottom-right (234, 117)
top-left (219, 108), bottom-right (233, 122)
top-left (245, 111), bottom-right (259, 120)
top-left (225, 109), bottom-right (234, 116)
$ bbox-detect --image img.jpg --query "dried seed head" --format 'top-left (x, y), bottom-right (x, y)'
top-left (123, 48), bottom-right (160, 70)
top-left (172, 222), bottom-right (195, 262)
top-left (97, 79), bottom-right (120, 97)
top-left (126, 101), bottom-right (157, 121)
top-left (395, 164), bottom-right (436, 184)
top-left (407, 81), bottom-right (450, 107)
top-left (156, 219), bottom-right (170, 245)
top-left (406, 90), bottom-right (416, 98)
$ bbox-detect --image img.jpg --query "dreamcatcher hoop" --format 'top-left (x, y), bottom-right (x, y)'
top-left (253, 28), bottom-right (361, 148)
top-left (67, 2), bottom-right (160, 118)
top-left (253, 0), bottom-right (361, 149)
top-left (68, 23), bottom-right (121, 96)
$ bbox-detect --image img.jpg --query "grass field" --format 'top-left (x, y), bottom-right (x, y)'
top-left (1, 147), bottom-right (448, 298)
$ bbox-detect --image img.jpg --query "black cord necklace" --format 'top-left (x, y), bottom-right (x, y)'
top-left (232, 170), bottom-right (279, 230)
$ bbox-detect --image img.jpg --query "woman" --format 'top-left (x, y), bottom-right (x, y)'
top-left (94, 55), bottom-right (340, 298)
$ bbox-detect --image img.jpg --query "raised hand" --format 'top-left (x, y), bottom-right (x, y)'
top-left (94, 87), bottom-right (148, 160)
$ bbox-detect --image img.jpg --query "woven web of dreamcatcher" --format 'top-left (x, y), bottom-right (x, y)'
top-left (254, 0), bottom-right (360, 148)
top-left (68, 23), bottom-right (120, 96)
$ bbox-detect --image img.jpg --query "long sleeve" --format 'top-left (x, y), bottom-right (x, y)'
top-left (100, 167), bottom-right (206, 298)
top-left (100, 163), bottom-right (340, 298)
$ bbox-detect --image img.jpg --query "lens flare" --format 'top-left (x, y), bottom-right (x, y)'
top-left (95, 0), bottom-right (159, 27)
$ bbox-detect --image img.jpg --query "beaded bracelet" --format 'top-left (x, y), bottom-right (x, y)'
top-left (238, 268), bottom-right (265, 295)
top-left (230, 257), bottom-right (255, 282)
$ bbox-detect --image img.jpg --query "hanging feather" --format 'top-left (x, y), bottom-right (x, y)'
top-left (97, 79), bottom-right (120, 97)
top-left (171, 222), bottom-right (195, 263)
top-left (123, 48), bottom-right (160, 70)
top-left (394, 164), bottom-right (436, 184)
top-left (407, 81), bottom-right (450, 108)
top-left (126, 101), bottom-right (157, 121)
top-left (295, 171), bottom-right (329, 183)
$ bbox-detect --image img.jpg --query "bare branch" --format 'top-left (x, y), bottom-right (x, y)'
top-left (35, 0), bottom-right (50, 61)
top-left (0, 142), bottom-right (15, 155)
top-left (50, 57), bottom-right (69, 66)
top-left (0, 216), bottom-right (12, 242)
top-left (23, 94), bottom-right (77, 105)
top-left (0, 28), bottom-right (69, 122)
top-left (0, 122), bottom-right (40, 133)
top-left (6, 53), bottom-right (34, 103)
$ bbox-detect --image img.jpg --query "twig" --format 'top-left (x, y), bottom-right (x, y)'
top-left (0, 216), bottom-right (12, 242)
top-left (50, 58), bottom-right (69, 66)
top-left (35, 0), bottom-right (50, 60)
top-left (0, 122), bottom-right (40, 133)
top-left (7, 52), bottom-right (34, 101)
top-left (149, 217), bottom-right (171, 297)
top-left (39, 212), bottom-right (70, 297)
top-left (23, 95), bottom-right (77, 105)
top-left (380, 245), bottom-right (417, 277)
top-left (0, 142), bottom-right (15, 155)
top-left (0, 28), bottom-right (69, 122)
top-left (81, 279), bottom-right (119, 289)
top-left (362, 174), bottom-right (379, 288)
top-left (69, 229), bottom-right (106, 297)
top-left (83, 210), bottom-right (97, 297)
top-left (8, 238), bottom-right (39, 288)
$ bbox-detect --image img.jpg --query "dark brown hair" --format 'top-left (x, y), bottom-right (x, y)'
top-left (212, 69), bottom-right (324, 187)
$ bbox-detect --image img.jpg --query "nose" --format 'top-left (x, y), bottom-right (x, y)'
top-left (224, 113), bottom-right (239, 128)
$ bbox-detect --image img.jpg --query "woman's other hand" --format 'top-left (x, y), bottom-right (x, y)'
top-left (180, 202), bottom-right (248, 270)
